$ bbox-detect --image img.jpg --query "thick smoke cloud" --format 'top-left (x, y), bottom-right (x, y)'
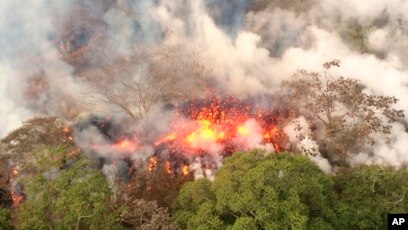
top-left (1, 0), bottom-right (408, 171)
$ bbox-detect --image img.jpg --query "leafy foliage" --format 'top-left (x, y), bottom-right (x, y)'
top-left (123, 160), bottom-right (194, 209)
top-left (173, 150), bottom-right (339, 229)
top-left (173, 150), bottom-right (408, 229)
top-left (15, 146), bottom-right (120, 230)
top-left (281, 60), bottom-right (404, 164)
top-left (334, 165), bottom-right (408, 229)
top-left (111, 161), bottom-right (190, 229)
top-left (115, 198), bottom-right (179, 230)
top-left (0, 207), bottom-right (12, 230)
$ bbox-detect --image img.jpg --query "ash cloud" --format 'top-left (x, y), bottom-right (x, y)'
top-left (1, 0), bottom-right (408, 171)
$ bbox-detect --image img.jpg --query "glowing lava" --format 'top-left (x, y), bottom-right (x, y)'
top-left (12, 193), bottom-right (24, 207)
top-left (113, 139), bottom-right (137, 152)
top-left (185, 119), bottom-right (225, 148)
top-left (154, 97), bottom-right (287, 156)
top-left (76, 97), bottom-right (287, 176)
top-left (147, 157), bottom-right (158, 172)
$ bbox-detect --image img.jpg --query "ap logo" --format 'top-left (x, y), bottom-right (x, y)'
top-left (388, 214), bottom-right (408, 230)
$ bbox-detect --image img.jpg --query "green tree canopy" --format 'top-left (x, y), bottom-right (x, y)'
top-left (15, 146), bottom-right (120, 230)
top-left (173, 150), bottom-right (339, 229)
top-left (334, 165), bottom-right (408, 229)
top-left (0, 207), bottom-right (12, 230)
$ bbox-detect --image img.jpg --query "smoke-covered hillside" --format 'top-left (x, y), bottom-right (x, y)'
top-left (1, 0), bottom-right (407, 168)
top-left (0, 1), bottom-right (408, 229)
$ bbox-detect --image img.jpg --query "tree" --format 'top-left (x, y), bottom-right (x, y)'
top-left (333, 165), bottom-right (408, 229)
top-left (281, 60), bottom-right (404, 165)
top-left (83, 46), bottom-right (211, 121)
top-left (122, 160), bottom-right (193, 209)
top-left (115, 198), bottom-right (179, 230)
top-left (15, 146), bottom-right (120, 230)
top-left (0, 207), bottom-right (12, 230)
top-left (172, 150), bottom-right (339, 229)
top-left (107, 160), bottom-right (189, 229)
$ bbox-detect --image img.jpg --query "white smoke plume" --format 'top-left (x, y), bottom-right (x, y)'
top-left (284, 116), bottom-right (332, 173)
top-left (1, 0), bottom-right (408, 171)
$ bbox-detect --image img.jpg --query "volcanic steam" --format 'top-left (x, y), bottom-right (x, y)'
top-left (73, 97), bottom-right (287, 178)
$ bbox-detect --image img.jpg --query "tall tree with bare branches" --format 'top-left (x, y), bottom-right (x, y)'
top-left (281, 60), bottom-right (404, 165)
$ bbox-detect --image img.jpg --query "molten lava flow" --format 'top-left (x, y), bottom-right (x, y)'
top-left (10, 167), bottom-right (24, 207)
top-left (147, 157), bottom-right (158, 172)
top-left (154, 97), bottom-right (286, 156)
top-left (67, 148), bottom-right (80, 157)
top-left (63, 125), bottom-right (74, 142)
top-left (185, 119), bottom-right (225, 148)
top-left (11, 167), bottom-right (18, 176)
top-left (12, 192), bottom-right (24, 207)
top-left (155, 132), bottom-right (177, 146)
top-left (113, 139), bottom-right (137, 152)
top-left (74, 97), bottom-right (287, 177)
top-left (181, 164), bottom-right (189, 176)
top-left (165, 161), bottom-right (172, 174)
top-left (236, 125), bottom-right (250, 136)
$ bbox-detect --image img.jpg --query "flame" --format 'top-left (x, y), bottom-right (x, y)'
top-left (11, 167), bottom-right (18, 176)
top-left (63, 125), bottom-right (70, 133)
top-left (185, 119), bottom-right (225, 148)
top-left (113, 139), bottom-right (137, 152)
top-left (12, 193), bottom-right (24, 207)
top-left (181, 164), bottom-right (189, 176)
top-left (165, 161), bottom-right (172, 174)
top-left (154, 97), bottom-right (285, 155)
top-left (264, 132), bottom-right (270, 139)
top-left (67, 148), bottom-right (80, 157)
top-left (237, 125), bottom-right (250, 136)
top-left (79, 97), bottom-right (286, 177)
top-left (155, 132), bottom-right (177, 146)
top-left (147, 157), bottom-right (158, 172)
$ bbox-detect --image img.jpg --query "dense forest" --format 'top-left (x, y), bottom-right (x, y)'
top-left (1, 148), bottom-right (408, 229)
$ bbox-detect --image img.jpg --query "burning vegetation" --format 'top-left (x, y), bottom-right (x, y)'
top-left (72, 96), bottom-right (289, 180)
top-left (1, 0), bottom-right (408, 229)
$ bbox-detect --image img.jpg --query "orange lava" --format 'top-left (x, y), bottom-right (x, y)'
top-left (154, 97), bottom-right (286, 155)
top-left (147, 157), bottom-right (158, 172)
top-left (113, 139), bottom-right (137, 152)
top-left (12, 193), bottom-right (24, 207)
top-left (181, 164), bottom-right (189, 176)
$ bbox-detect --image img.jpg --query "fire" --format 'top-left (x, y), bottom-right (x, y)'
top-left (237, 125), bottom-right (250, 136)
top-left (75, 97), bottom-right (287, 177)
top-left (12, 192), bottom-right (24, 207)
top-left (11, 167), bottom-right (18, 176)
top-left (67, 148), bottom-right (80, 157)
top-left (154, 97), bottom-right (286, 156)
top-left (181, 164), bottom-right (189, 176)
top-left (185, 119), bottom-right (225, 148)
top-left (10, 166), bottom-right (24, 207)
top-left (165, 161), bottom-right (172, 174)
top-left (147, 157), bottom-right (158, 172)
top-left (113, 139), bottom-right (137, 152)
top-left (155, 132), bottom-right (177, 146)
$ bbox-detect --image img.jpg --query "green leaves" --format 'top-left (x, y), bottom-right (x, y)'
top-left (173, 151), bottom-right (337, 229)
top-left (334, 165), bottom-right (408, 229)
top-left (0, 207), bottom-right (12, 230)
top-left (15, 146), bottom-right (120, 230)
